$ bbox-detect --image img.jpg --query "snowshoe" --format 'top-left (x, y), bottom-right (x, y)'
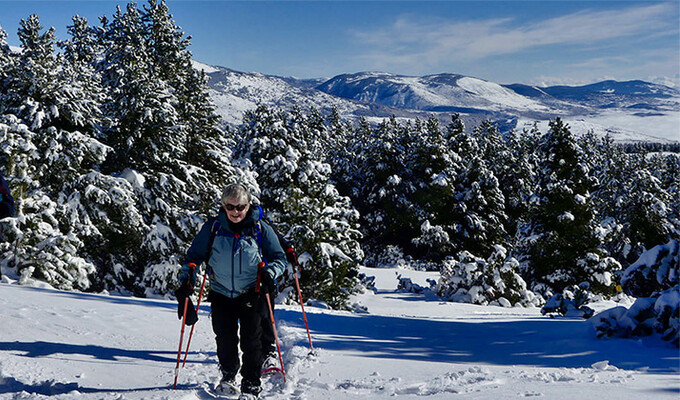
top-left (262, 366), bottom-right (284, 376)
top-left (262, 353), bottom-right (279, 371)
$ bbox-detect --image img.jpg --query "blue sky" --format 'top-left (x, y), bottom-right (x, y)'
top-left (0, 1), bottom-right (678, 86)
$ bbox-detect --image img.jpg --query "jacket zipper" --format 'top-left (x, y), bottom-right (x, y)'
top-left (231, 235), bottom-right (238, 295)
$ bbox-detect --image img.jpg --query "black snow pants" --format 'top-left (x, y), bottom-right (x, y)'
top-left (209, 290), bottom-right (264, 386)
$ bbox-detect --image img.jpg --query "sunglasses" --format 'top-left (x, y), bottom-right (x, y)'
top-left (224, 203), bottom-right (248, 211)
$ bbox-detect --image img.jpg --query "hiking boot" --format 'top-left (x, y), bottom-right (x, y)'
top-left (262, 352), bottom-right (278, 370)
top-left (240, 380), bottom-right (261, 399)
top-left (215, 375), bottom-right (239, 396)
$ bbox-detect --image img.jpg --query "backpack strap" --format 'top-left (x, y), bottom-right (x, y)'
top-left (253, 220), bottom-right (266, 264)
top-left (204, 218), bottom-right (221, 275)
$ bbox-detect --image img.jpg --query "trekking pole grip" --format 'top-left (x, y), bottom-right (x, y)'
top-left (255, 261), bottom-right (265, 293)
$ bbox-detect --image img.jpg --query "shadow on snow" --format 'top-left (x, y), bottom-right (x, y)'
top-left (277, 307), bottom-right (679, 374)
top-left (0, 374), bottom-right (201, 396)
top-left (0, 341), bottom-right (208, 395)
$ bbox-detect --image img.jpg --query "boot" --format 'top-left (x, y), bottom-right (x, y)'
top-left (215, 373), bottom-right (239, 396)
top-left (262, 351), bottom-right (278, 371)
top-left (239, 380), bottom-right (261, 399)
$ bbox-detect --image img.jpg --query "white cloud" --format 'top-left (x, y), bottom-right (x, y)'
top-left (352, 3), bottom-right (679, 75)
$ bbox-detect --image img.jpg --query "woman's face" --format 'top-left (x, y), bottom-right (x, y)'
top-left (224, 197), bottom-right (250, 224)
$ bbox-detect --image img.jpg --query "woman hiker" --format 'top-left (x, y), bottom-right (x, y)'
top-left (177, 183), bottom-right (286, 399)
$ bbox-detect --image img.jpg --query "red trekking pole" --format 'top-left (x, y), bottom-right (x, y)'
top-left (181, 268), bottom-right (208, 367)
top-left (173, 296), bottom-right (189, 390)
top-left (257, 262), bottom-right (286, 382)
top-left (288, 249), bottom-right (314, 351)
top-left (265, 292), bottom-right (286, 382)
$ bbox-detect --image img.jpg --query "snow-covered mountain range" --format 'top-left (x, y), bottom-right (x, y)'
top-left (193, 61), bottom-right (679, 143)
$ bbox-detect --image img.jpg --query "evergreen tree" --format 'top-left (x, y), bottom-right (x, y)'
top-left (437, 245), bottom-right (540, 307)
top-left (57, 15), bottom-right (105, 133)
top-left (1, 15), bottom-right (60, 131)
top-left (0, 27), bottom-right (16, 98)
top-left (0, 15), bottom-right (114, 290)
top-left (355, 117), bottom-right (416, 253)
top-left (447, 121), bottom-right (508, 256)
top-left (234, 105), bottom-right (363, 309)
top-left (326, 108), bottom-right (358, 197)
top-left (453, 155), bottom-right (508, 254)
top-left (0, 114), bottom-right (102, 291)
top-left (409, 116), bottom-right (463, 260)
top-left (98, 3), bottom-right (183, 173)
top-left (622, 168), bottom-right (673, 254)
top-left (524, 118), bottom-right (615, 294)
top-left (475, 121), bottom-right (536, 234)
top-left (93, 1), bottom-right (237, 294)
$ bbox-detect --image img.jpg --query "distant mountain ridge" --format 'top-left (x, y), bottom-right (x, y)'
top-left (505, 80), bottom-right (678, 111)
top-left (316, 72), bottom-right (552, 115)
top-left (193, 61), bottom-right (679, 143)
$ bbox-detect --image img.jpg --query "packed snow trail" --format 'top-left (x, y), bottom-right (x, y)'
top-left (0, 267), bottom-right (678, 399)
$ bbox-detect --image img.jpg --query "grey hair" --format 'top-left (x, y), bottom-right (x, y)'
top-left (221, 183), bottom-right (252, 206)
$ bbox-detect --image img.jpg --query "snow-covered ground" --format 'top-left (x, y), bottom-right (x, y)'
top-left (0, 267), bottom-right (678, 399)
top-left (517, 110), bottom-right (679, 143)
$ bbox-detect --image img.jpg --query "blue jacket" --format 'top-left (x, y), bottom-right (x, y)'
top-left (180, 206), bottom-right (286, 299)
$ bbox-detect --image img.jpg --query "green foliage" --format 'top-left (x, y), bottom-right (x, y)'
top-left (524, 118), bottom-right (606, 293)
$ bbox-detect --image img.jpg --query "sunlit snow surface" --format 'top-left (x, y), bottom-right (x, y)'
top-left (518, 111), bottom-right (680, 143)
top-left (0, 266), bottom-right (677, 400)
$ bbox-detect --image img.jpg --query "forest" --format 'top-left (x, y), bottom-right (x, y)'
top-left (0, 1), bottom-right (677, 344)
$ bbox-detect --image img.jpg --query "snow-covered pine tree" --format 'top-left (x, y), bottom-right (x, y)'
top-left (1, 2), bottom-right (244, 295)
top-left (0, 15), bottom-right (108, 290)
top-left (143, 0), bottom-right (190, 85)
top-left (474, 121), bottom-right (536, 236)
top-left (1, 15), bottom-right (60, 131)
top-left (57, 16), bottom-right (105, 133)
top-left (0, 27), bottom-right (15, 96)
top-left (408, 116), bottom-right (462, 261)
top-left (98, 3), bottom-right (182, 173)
top-left (621, 168), bottom-right (674, 257)
top-left (453, 149), bottom-right (508, 256)
top-left (352, 117), bottom-right (416, 256)
top-left (447, 122), bottom-right (508, 256)
top-left (143, 0), bottom-right (231, 213)
top-left (523, 118), bottom-right (619, 295)
top-left (326, 108), bottom-right (359, 196)
top-left (658, 154), bottom-right (680, 241)
top-left (437, 245), bottom-right (539, 307)
top-left (234, 105), bottom-right (363, 309)
top-left (594, 241), bottom-right (679, 347)
top-left (95, 1), bottom-right (237, 295)
top-left (579, 133), bottom-right (628, 261)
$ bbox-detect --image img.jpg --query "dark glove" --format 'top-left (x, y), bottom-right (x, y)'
top-left (285, 247), bottom-right (298, 266)
top-left (175, 280), bottom-right (198, 326)
top-left (259, 272), bottom-right (276, 294)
